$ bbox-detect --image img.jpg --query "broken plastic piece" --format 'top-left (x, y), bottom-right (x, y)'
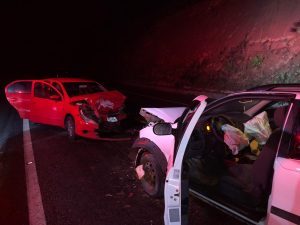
top-left (135, 164), bottom-right (145, 180)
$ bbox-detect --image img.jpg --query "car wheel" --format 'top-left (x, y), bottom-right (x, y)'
top-left (65, 116), bottom-right (76, 140)
top-left (140, 152), bottom-right (165, 198)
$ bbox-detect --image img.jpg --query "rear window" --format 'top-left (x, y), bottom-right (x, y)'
top-left (7, 82), bottom-right (32, 94)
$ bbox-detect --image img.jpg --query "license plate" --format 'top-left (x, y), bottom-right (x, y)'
top-left (107, 117), bottom-right (118, 122)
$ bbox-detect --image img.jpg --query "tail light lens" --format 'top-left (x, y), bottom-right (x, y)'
top-left (291, 134), bottom-right (300, 159)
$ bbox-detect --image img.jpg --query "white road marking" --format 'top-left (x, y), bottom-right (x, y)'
top-left (23, 119), bottom-right (47, 225)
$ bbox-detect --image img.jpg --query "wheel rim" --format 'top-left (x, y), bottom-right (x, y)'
top-left (143, 160), bottom-right (156, 190)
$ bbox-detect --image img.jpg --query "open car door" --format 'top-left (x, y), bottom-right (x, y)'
top-left (5, 80), bottom-right (33, 119)
top-left (164, 96), bottom-right (207, 225)
top-left (30, 80), bottom-right (64, 126)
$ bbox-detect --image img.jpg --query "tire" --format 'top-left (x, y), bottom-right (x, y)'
top-left (65, 116), bottom-right (76, 140)
top-left (140, 152), bottom-right (165, 198)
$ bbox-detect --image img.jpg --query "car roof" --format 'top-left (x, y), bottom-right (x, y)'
top-left (246, 83), bottom-right (300, 91)
top-left (205, 90), bottom-right (300, 107)
top-left (229, 90), bottom-right (300, 97)
top-left (44, 77), bottom-right (95, 83)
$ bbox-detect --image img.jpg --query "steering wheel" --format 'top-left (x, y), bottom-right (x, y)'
top-left (185, 127), bottom-right (206, 159)
top-left (211, 114), bottom-right (235, 143)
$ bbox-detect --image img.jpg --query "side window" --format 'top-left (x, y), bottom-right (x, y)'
top-left (198, 98), bottom-right (292, 158)
top-left (7, 81), bottom-right (32, 94)
top-left (52, 82), bottom-right (64, 96)
top-left (288, 101), bottom-right (300, 159)
top-left (276, 100), bottom-right (300, 159)
top-left (34, 82), bottom-right (61, 100)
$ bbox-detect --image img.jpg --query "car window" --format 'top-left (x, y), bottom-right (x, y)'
top-left (207, 99), bottom-right (261, 115)
top-left (7, 81), bottom-right (32, 94)
top-left (34, 82), bottom-right (61, 100)
top-left (183, 97), bottom-right (292, 180)
top-left (285, 101), bottom-right (300, 159)
top-left (52, 82), bottom-right (64, 96)
top-left (62, 82), bottom-right (105, 97)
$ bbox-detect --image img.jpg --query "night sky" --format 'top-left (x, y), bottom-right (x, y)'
top-left (0, 0), bottom-right (196, 84)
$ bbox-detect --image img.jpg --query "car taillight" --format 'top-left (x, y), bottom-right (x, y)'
top-left (292, 133), bottom-right (300, 158)
top-left (295, 133), bottom-right (300, 143)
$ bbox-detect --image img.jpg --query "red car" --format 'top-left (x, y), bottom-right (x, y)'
top-left (5, 78), bottom-right (127, 140)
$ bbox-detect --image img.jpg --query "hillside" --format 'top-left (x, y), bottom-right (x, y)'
top-left (122, 0), bottom-right (300, 91)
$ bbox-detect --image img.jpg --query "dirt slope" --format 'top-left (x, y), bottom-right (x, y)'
top-left (125, 0), bottom-right (300, 91)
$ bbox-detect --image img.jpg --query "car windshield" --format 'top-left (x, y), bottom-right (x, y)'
top-left (62, 82), bottom-right (105, 97)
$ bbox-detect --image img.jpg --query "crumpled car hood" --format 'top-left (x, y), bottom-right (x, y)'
top-left (140, 107), bottom-right (186, 123)
top-left (70, 90), bottom-right (126, 114)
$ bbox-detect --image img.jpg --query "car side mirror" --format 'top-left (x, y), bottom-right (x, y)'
top-left (50, 94), bottom-right (61, 101)
top-left (153, 123), bottom-right (173, 135)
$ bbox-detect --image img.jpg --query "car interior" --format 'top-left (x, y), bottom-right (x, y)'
top-left (183, 98), bottom-right (290, 222)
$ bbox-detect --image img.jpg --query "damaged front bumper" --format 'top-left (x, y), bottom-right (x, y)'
top-left (97, 111), bottom-right (127, 133)
top-left (74, 108), bottom-right (126, 140)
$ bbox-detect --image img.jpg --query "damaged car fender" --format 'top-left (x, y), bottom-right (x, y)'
top-left (137, 107), bottom-right (186, 171)
top-left (133, 107), bottom-right (185, 197)
top-left (133, 137), bottom-right (169, 197)
top-left (138, 125), bottom-right (177, 172)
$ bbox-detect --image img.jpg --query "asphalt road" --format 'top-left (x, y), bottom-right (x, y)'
top-left (0, 86), bottom-right (243, 225)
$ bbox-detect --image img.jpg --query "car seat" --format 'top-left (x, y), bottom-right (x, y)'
top-left (218, 106), bottom-right (288, 207)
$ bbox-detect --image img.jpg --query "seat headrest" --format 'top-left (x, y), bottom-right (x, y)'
top-left (273, 106), bottom-right (288, 128)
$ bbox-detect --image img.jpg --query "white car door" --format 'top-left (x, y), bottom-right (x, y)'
top-left (267, 158), bottom-right (300, 225)
top-left (164, 95), bottom-right (207, 225)
top-left (266, 101), bottom-right (300, 225)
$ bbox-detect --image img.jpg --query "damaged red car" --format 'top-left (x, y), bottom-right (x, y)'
top-left (5, 78), bottom-right (127, 140)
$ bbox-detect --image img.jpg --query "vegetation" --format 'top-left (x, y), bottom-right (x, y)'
top-left (250, 55), bottom-right (264, 68)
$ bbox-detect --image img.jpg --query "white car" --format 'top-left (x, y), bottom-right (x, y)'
top-left (132, 84), bottom-right (300, 225)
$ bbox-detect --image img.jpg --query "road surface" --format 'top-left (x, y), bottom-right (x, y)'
top-left (0, 85), bottom-right (243, 225)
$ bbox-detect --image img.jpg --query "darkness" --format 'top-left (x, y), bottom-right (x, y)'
top-left (0, 0), bottom-right (199, 84)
